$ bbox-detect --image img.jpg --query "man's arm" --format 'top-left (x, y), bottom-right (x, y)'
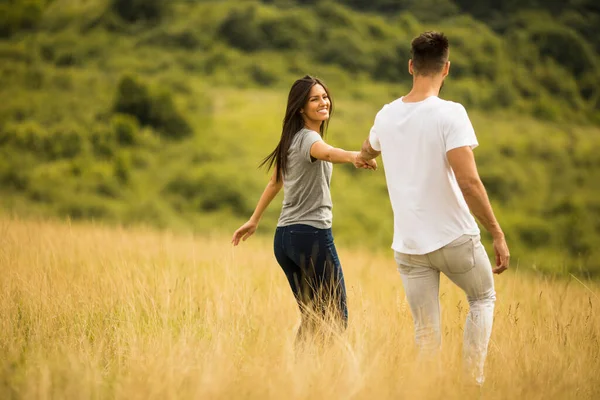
top-left (447, 146), bottom-right (510, 274)
top-left (357, 138), bottom-right (381, 166)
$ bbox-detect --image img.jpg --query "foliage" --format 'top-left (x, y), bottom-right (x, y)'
top-left (0, 0), bottom-right (599, 276)
top-left (0, 0), bottom-right (45, 37)
top-left (114, 75), bottom-right (192, 139)
top-left (110, 0), bottom-right (166, 23)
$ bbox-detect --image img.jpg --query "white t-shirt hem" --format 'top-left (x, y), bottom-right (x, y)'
top-left (446, 142), bottom-right (479, 152)
top-left (391, 227), bottom-right (481, 255)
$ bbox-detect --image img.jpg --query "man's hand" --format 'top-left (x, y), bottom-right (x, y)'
top-left (354, 152), bottom-right (377, 170)
top-left (354, 153), bottom-right (377, 170)
top-left (357, 138), bottom-right (381, 169)
top-left (231, 220), bottom-right (258, 246)
top-left (492, 235), bottom-right (510, 274)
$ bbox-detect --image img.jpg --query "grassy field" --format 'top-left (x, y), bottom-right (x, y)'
top-left (1, 215), bottom-right (599, 399)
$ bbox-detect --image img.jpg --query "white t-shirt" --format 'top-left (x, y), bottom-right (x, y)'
top-left (369, 96), bottom-right (480, 255)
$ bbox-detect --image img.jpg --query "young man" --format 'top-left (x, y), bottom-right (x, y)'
top-left (356, 31), bottom-right (510, 385)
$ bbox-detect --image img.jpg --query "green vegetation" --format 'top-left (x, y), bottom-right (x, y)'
top-left (0, 0), bottom-right (599, 277)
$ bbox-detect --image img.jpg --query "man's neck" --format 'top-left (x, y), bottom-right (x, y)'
top-left (402, 75), bottom-right (444, 103)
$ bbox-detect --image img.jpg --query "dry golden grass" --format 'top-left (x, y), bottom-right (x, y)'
top-left (1, 215), bottom-right (599, 399)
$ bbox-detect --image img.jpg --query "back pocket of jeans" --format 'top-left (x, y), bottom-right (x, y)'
top-left (289, 230), bottom-right (319, 262)
top-left (441, 236), bottom-right (475, 274)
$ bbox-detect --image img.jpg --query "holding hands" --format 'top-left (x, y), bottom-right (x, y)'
top-left (353, 152), bottom-right (377, 170)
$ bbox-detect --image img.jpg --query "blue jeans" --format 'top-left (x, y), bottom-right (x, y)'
top-left (274, 224), bottom-right (348, 342)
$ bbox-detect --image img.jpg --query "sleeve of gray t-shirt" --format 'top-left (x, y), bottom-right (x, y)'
top-left (298, 130), bottom-right (323, 163)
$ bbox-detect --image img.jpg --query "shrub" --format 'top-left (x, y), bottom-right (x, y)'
top-left (114, 75), bottom-right (152, 125)
top-left (0, 0), bottom-right (44, 38)
top-left (139, 27), bottom-right (202, 50)
top-left (110, 0), bottom-right (166, 23)
top-left (111, 114), bottom-right (138, 146)
top-left (114, 151), bottom-right (131, 183)
top-left (59, 195), bottom-right (112, 219)
top-left (90, 123), bottom-right (116, 158)
top-left (46, 124), bottom-right (84, 159)
top-left (515, 219), bottom-right (553, 249)
top-left (0, 121), bottom-right (85, 159)
top-left (0, 150), bottom-right (32, 190)
top-left (533, 61), bottom-right (584, 108)
top-left (478, 162), bottom-right (529, 204)
top-left (259, 12), bottom-right (317, 50)
top-left (248, 63), bottom-right (278, 86)
top-left (0, 121), bottom-right (49, 154)
top-left (113, 75), bottom-right (192, 139)
top-left (528, 24), bottom-right (597, 78)
top-left (218, 5), bottom-right (265, 52)
top-left (316, 29), bottom-right (374, 73)
top-left (372, 42), bottom-right (411, 82)
top-left (165, 168), bottom-right (251, 216)
top-left (148, 90), bottom-right (192, 139)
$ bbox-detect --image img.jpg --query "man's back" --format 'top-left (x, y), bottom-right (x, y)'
top-left (369, 95), bottom-right (479, 254)
top-left (356, 31), bottom-right (509, 386)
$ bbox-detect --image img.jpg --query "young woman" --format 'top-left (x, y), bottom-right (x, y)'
top-left (231, 75), bottom-right (375, 344)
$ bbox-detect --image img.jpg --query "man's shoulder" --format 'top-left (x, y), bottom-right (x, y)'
top-left (435, 97), bottom-right (467, 112)
top-left (374, 97), bottom-right (469, 124)
top-left (431, 99), bottom-right (471, 125)
top-left (383, 97), bottom-right (466, 110)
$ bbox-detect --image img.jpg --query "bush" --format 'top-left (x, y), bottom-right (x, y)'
top-left (111, 114), bottom-right (138, 146)
top-left (528, 24), bottom-right (597, 78)
top-left (515, 218), bottom-right (553, 249)
top-left (316, 29), bottom-right (374, 73)
top-left (46, 124), bottom-right (84, 159)
top-left (218, 5), bottom-right (266, 52)
top-left (59, 195), bottom-right (112, 219)
top-left (113, 75), bottom-right (192, 139)
top-left (114, 151), bottom-right (131, 183)
top-left (247, 63), bottom-right (278, 86)
top-left (165, 168), bottom-right (251, 216)
top-left (90, 123), bottom-right (116, 158)
top-left (0, 0), bottom-right (44, 38)
top-left (114, 75), bottom-right (152, 125)
top-left (478, 162), bottom-right (529, 204)
top-left (259, 12), bottom-right (317, 50)
top-left (372, 42), bottom-right (411, 82)
top-left (0, 121), bottom-right (84, 159)
top-left (533, 61), bottom-right (585, 108)
top-left (0, 150), bottom-right (32, 190)
top-left (110, 0), bottom-right (166, 23)
top-left (148, 90), bottom-right (192, 139)
top-left (139, 27), bottom-right (202, 50)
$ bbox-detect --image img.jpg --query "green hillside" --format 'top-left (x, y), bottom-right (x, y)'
top-left (1, 0), bottom-right (599, 276)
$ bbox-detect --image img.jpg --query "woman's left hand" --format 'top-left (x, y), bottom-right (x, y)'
top-left (231, 220), bottom-right (258, 246)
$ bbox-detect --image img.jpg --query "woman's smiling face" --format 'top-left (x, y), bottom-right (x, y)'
top-left (301, 84), bottom-right (330, 125)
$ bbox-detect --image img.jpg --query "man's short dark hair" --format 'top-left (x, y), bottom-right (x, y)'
top-left (410, 31), bottom-right (449, 76)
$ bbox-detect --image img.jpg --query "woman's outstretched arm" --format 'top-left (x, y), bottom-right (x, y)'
top-left (310, 141), bottom-right (377, 169)
top-left (231, 168), bottom-right (283, 246)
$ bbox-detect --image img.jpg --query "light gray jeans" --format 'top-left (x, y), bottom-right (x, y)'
top-left (394, 234), bottom-right (496, 385)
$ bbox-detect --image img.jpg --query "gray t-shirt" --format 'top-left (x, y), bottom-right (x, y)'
top-left (277, 128), bottom-right (333, 229)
